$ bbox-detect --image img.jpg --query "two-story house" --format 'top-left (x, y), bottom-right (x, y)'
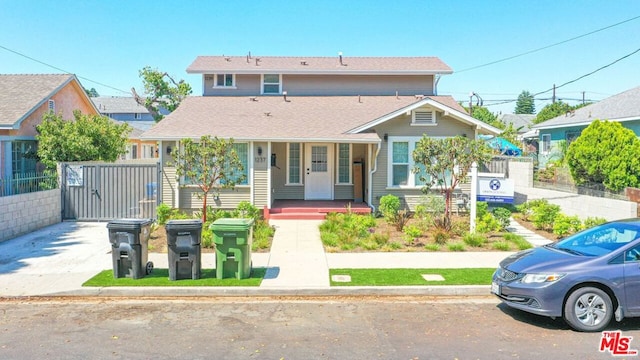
top-left (92, 96), bottom-right (161, 159)
top-left (141, 54), bottom-right (501, 215)
top-left (0, 74), bottom-right (98, 189)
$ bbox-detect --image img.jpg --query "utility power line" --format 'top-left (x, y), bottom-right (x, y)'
top-left (457, 14), bottom-right (640, 73)
top-left (0, 44), bottom-right (130, 94)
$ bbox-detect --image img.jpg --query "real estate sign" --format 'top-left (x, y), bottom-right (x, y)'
top-left (477, 176), bottom-right (514, 203)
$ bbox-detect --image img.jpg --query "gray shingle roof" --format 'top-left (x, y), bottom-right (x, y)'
top-left (92, 96), bottom-right (150, 114)
top-left (497, 114), bottom-right (535, 132)
top-left (141, 95), bottom-right (478, 142)
top-left (533, 86), bottom-right (640, 129)
top-left (0, 74), bottom-right (75, 127)
top-left (187, 56), bottom-right (453, 74)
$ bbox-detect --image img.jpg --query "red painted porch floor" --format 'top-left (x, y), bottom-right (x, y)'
top-left (268, 200), bottom-right (371, 220)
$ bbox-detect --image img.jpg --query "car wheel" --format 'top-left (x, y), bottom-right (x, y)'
top-left (564, 286), bottom-right (613, 332)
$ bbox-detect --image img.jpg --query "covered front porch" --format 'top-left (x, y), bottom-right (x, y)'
top-left (267, 200), bottom-right (372, 220)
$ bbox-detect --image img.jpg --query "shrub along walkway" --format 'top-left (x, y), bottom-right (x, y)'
top-left (505, 218), bottom-right (554, 247)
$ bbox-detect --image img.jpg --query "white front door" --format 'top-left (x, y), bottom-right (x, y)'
top-left (304, 143), bottom-right (333, 200)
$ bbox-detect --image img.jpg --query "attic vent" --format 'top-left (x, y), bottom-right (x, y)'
top-left (413, 110), bottom-right (435, 125)
top-left (300, 61), bottom-right (308, 65)
top-left (204, 75), bottom-right (213, 81)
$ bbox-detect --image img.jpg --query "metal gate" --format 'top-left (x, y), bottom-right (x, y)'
top-left (61, 161), bottom-right (161, 221)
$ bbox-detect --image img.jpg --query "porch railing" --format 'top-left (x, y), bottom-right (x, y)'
top-left (0, 171), bottom-right (59, 197)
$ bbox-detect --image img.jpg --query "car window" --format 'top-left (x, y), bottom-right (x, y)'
top-left (625, 245), bottom-right (640, 263)
top-left (555, 223), bottom-right (640, 256)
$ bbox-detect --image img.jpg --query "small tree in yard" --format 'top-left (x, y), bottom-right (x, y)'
top-left (36, 110), bottom-right (131, 169)
top-left (565, 120), bottom-right (640, 192)
top-left (172, 135), bottom-right (245, 223)
top-left (413, 135), bottom-right (492, 229)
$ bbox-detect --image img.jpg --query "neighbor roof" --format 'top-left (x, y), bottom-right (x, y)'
top-left (141, 95), bottom-right (499, 142)
top-left (0, 74), bottom-right (77, 128)
top-left (187, 56), bottom-right (453, 75)
top-left (92, 96), bottom-right (150, 114)
top-left (498, 114), bottom-right (535, 132)
top-left (533, 86), bottom-right (640, 130)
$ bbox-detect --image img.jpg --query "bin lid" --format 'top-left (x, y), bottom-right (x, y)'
top-left (210, 218), bottom-right (254, 230)
top-left (165, 219), bottom-right (203, 231)
top-left (107, 218), bottom-right (152, 230)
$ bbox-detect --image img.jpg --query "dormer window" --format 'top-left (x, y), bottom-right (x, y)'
top-left (262, 74), bottom-right (281, 94)
top-left (412, 109), bottom-right (436, 125)
top-left (214, 74), bottom-right (235, 88)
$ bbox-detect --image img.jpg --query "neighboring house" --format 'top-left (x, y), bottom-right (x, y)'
top-left (92, 96), bottom-right (161, 159)
top-left (141, 55), bottom-right (501, 212)
top-left (497, 113), bottom-right (536, 154)
top-left (532, 86), bottom-right (640, 168)
top-left (0, 74), bottom-right (98, 182)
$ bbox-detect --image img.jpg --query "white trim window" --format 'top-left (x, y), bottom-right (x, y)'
top-left (48, 99), bottom-right (55, 113)
top-left (214, 73), bottom-right (235, 88)
top-left (262, 74), bottom-right (281, 94)
top-left (412, 109), bottom-right (436, 126)
top-left (134, 113), bottom-right (142, 120)
top-left (287, 142), bottom-right (302, 185)
top-left (387, 136), bottom-right (435, 188)
top-left (541, 134), bottom-right (551, 153)
top-left (336, 143), bottom-right (351, 184)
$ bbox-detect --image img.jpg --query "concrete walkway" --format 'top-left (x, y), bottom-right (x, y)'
top-left (261, 220), bottom-right (330, 288)
top-left (506, 217), bottom-right (554, 246)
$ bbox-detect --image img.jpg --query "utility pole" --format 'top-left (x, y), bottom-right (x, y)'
top-left (582, 91), bottom-right (585, 105)
top-left (552, 84), bottom-right (556, 104)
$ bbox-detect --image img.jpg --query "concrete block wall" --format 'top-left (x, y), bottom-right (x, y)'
top-left (0, 189), bottom-right (61, 243)
top-left (514, 186), bottom-right (637, 221)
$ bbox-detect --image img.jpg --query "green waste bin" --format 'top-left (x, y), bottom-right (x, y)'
top-left (211, 218), bottom-right (254, 279)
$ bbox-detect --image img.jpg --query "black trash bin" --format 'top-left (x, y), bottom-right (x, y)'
top-left (166, 219), bottom-right (203, 280)
top-left (107, 218), bottom-right (153, 279)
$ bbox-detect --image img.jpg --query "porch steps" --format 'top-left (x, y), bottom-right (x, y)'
top-left (268, 206), bottom-right (371, 220)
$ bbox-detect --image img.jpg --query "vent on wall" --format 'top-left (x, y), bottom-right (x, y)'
top-left (204, 75), bottom-right (214, 81)
top-left (413, 110), bottom-right (435, 125)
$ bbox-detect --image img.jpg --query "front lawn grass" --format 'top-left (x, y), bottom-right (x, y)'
top-left (329, 268), bottom-right (495, 286)
top-left (83, 268), bottom-right (266, 287)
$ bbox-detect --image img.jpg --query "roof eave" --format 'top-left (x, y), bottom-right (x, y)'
top-left (187, 69), bottom-right (453, 76)
top-left (141, 135), bottom-right (381, 143)
top-left (533, 115), bottom-right (640, 130)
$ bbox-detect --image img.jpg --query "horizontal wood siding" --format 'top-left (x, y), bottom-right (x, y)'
top-left (271, 142), bottom-right (304, 200)
top-left (253, 169), bottom-right (269, 207)
top-left (203, 74), bottom-right (261, 96)
top-left (370, 109), bottom-right (475, 210)
top-left (179, 186), bottom-right (251, 211)
top-left (334, 185), bottom-right (354, 200)
top-left (161, 167), bottom-right (177, 208)
top-left (283, 75), bottom-right (435, 96)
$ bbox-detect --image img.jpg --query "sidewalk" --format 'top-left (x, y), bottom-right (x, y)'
top-left (0, 218), bottom-right (550, 298)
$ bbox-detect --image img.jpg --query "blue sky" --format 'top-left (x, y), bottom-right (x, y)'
top-left (1, 1), bottom-right (639, 114)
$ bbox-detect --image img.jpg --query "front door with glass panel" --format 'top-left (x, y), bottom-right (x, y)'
top-left (304, 143), bottom-right (333, 200)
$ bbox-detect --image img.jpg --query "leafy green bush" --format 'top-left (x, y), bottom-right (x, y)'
top-left (157, 203), bottom-right (173, 225)
top-left (476, 201), bottom-right (489, 219)
top-left (237, 201), bottom-right (262, 221)
top-left (319, 213), bottom-right (381, 250)
top-left (552, 214), bottom-right (582, 237)
top-left (252, 220), bottom-right (274, 251)
top-left (492, 207), bottom-right (512, 230)
top-left (463, 232), bottom-right (487, 247)
top-left (532, 202), bottom-right (560, 231)
top-left (583, 217), bottom-right (607, 229)
top-left (402, 225), bottom-right (422, 244)
top-left (379, 194), bottom-right (401, 222)
top-left (476, 213), bottom-right (501, 234)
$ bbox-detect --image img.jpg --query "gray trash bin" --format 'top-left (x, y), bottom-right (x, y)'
top-left (107, 218), bottom-right (153, 279)
top-left (166, 219), bottom-right (203, 280)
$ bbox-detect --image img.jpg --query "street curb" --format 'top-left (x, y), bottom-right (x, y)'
top-left (37, 285), bottom-right (491, 298)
